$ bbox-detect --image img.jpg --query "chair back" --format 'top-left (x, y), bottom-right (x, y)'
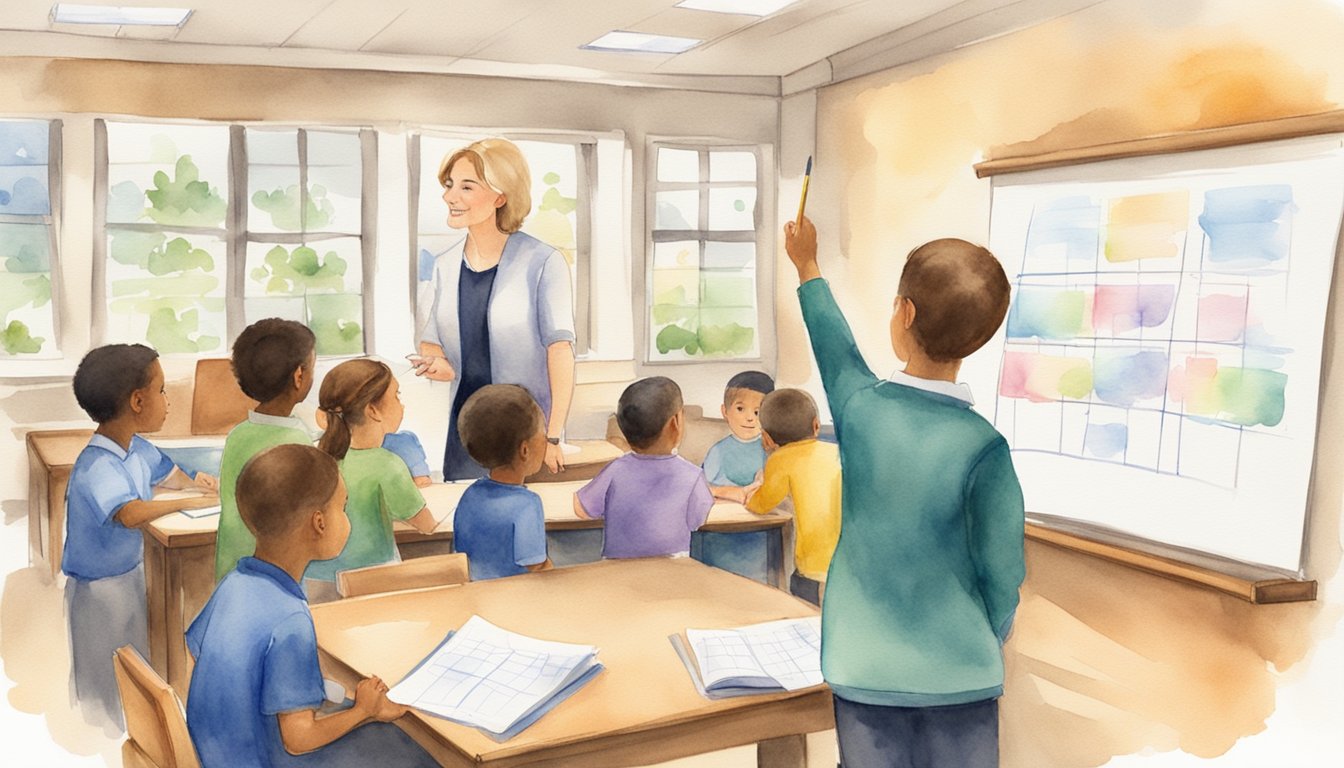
top-left (113, 645), bottom-right (200, 768)
top-left (190, 358), bottom-right (257, 435)
top-left (337, 553), bottom-right (470, 598)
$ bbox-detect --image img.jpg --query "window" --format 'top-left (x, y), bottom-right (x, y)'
top-left (411, 132), bottom-right (592, 353)
top-left (647, 144), bottom-right (761, 361)
top-left (0, 120), bottom-right (61, 358)
top-left (96, 120), bottom-right (373, 356)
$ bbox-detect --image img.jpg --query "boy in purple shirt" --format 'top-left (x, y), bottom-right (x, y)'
top-left (574, 377), bottom-right (714, 558)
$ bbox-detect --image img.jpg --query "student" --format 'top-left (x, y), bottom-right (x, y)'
top-left (215, 318), bottom-right (318, 581)
top-left (575, 377), bottom-right (714, 558)
top-left (185, 444), bottom-right (434, 767)
top-left (307, 359), bottom-right (437, 600)
top-left (744, 388), bottom-right (841, 607)
top-left (382, 430), bottom-right (433, 487)
top-left (784, 216), bottom-right (1025, 768)
top-left (64, 344), bottom-right (219, 730)
top-left (451, 384), bottom-right (553, 579)
top-left (701, 370), bottom-right (774, 502)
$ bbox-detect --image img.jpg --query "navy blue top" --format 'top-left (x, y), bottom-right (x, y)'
top-left (452, 478), bottom-right (548, 580)
top-left (63, 434), bottom-right (175, 580)
top-left (185, 557), bottom-right (326, 768)
top-left (443, 262), bottom-right (498, 480)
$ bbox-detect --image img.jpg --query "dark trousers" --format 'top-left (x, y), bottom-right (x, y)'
top-left (834, 695), bottom-right (999, 768)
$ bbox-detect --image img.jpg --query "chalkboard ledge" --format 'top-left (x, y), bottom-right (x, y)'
top-left (1025, 521), bottom-right (1317, 604)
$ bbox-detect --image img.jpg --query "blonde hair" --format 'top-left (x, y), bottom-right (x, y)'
top-left (437, 138), bottom-right (532, 233)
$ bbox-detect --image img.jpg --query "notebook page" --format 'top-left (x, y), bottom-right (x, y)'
top-left (688, 617), bottom-right (822, 691)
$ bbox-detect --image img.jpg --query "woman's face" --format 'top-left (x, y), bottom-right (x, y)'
top-left (442, 158), bottom-right (505, 231)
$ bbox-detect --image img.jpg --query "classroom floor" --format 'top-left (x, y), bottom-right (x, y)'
top-left (0, 493), bottom-right (838, 768)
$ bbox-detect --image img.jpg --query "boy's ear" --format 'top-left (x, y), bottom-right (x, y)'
top-left (720, 403), bottom-right (729, 420)
top-left (901, 297), bottom-right (917, 330)
top-left (310, 507), bottom-right (327, 538)
top-left (128, 387), bottom-right (146, 415)
top-left (291, 364), bottom-right (305, 391)
top-left (811, 417), bottom-right (821, 436)
top-left (761, 430), bottom-right (778, 451)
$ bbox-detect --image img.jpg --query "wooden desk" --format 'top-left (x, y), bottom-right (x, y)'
top-left (25, 429), bottom-right (225, 579)
top-left (311, 558), bottom-right (833, 768)
top-left (523, 439), bottom-right (624, 483)
top-left (146, 482), bottom-right (790, 698)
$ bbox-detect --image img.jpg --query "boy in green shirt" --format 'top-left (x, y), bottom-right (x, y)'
top-left (215, 319), bottom-right (318, 581)
top-left (784, 216), bottom-right (1025, 768)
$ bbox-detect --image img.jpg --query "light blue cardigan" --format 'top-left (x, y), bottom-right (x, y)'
top-left (418, 231), bottom-right (575, 418)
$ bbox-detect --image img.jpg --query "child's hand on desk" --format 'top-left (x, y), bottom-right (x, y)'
top-left (178, 493), bottom-right (220, 510)
top-left (193, 472), bottom-right (219, 493)
top-left (354, 676), bottom-right (408, 722)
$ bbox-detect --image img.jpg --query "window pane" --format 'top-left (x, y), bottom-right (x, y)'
top-left (710, 151), bottom-right (755, 182)
top-left (0, 223), bottom-right (54, 356)
top-left (703, 241), bottom-right (754, 270)
top-left (105, 230), bottom-right (226, 354)
top-left (244, 296), bottom-right (305, 326)
top-left (247, 130), bottom-right (301, 234)
top-left (517, 140), bottom-right (579, 273)
top-left (651, 267), bottom-right (700, 306)
top-left (0, 167), bottom-right (49, 216)
top-left (0, 121), bottom-right (49, 165)
top-left (653, 240), bottom-right (698, 270)
top-left (656, 190), bottom-right (699, 230)
top-left (657, 148), bottom-right (699, 182)
top-left (697, 307), bottom-right (757, 357)
top-left (701, 272), bottom-right (755, 308)
top-left (106, 123), bottom-right (228, 228)
top-left (708, 187), bottom-right (755, 231)
top-left (306, 131), bottom-right (363, 233)
top-left (246, 239), bottom-right (362, 298)
top-left (307, 293), bottom-right (363, 356)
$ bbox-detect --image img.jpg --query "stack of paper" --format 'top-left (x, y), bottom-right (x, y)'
top-left (675, 617), bottom-right (823, 698)
top-left (389, 615), bottom-right (602, 740)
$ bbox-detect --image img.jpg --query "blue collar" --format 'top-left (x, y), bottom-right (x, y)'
top-left (236, 556), bottom-right (307, 601)
top-left (88, 433), bottom-right (131, 461)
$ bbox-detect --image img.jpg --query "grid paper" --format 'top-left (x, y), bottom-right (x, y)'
top-left (688, 617), bottom-right (821, 691)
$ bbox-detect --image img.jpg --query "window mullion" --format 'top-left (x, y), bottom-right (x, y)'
top-left (227, 125), bottom-right (248, 345)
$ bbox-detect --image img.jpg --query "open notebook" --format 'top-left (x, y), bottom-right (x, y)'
top-left (389, 615), bottom-right (602, 741)
top-left (672, 616), bottom-right (823, 699)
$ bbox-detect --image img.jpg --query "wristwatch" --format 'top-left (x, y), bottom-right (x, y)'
top-left (546, 436), bottom-right (561, 445)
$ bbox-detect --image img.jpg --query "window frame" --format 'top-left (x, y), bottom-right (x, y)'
top-left (0, 118), bottom-right (63, 364)
top-left (643, 139), bottom-right (771, 365)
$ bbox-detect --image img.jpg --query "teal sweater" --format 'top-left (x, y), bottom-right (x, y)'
top-left (800, 279), bottom-right (1025, 707)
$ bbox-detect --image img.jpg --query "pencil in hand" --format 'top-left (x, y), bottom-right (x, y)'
top-left (795, 155), bottom-right (812, 228)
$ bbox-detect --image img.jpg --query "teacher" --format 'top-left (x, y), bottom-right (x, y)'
top-left (414, 138), bottom-right (575, 480)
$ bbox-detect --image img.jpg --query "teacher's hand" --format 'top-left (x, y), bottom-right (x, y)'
top-left (412, 355), bottom-right (456, 382)
top-left (543, 441), bottom-right (566, 474)
top-left (784, 216), bottom-right (821, 284)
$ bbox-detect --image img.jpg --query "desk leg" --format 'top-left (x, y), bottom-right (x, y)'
top-left (145, 536), bottom-right (217, 700)
top-left (758, 734), bottom-right (807, 768)
top-left (767, 527), bottom-right (785, 590)
top-left (26, 443), bottom-right (47, 573)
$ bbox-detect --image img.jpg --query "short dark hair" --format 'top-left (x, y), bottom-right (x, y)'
top-left (231, 318), bottom-right (316, 402)
top-left (898, 239), bottom-right (1010, 362)
top-left (616, 377), bottom-right (683, 450)
top-left (759, 389), bottom-right (819, 446)
top-left (72, 344), bottom-right (159, 424)
top-left (236, 443), bottom-right (341, 539)
top-left (723, 370), bottom-right (774, 406)
top-left (457, 384), bottom-right (545, 469)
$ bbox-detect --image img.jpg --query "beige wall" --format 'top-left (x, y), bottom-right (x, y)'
top-left (797, 0), bottom-right (1344, 765)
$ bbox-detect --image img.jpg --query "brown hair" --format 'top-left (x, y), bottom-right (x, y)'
top-left (898, 238), bottom-right (1010, 362)
top-left (317, 358), bottom-right (394, 460)
top-left (616, 377), bottom-right (683, 450)
top-left (457, 384), bottom-right (545, 469)
top-left (437, 138), bottom-right (532, 233)
top-left (237, 443), bottom-right (341, 539)
top-left (231, 318), bottom-right (316, 402)
top-left (759, 389), bottom-right (819, 447)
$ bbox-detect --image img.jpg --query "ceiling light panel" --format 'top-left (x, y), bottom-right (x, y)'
top-left (675, 0), bottom-right (799, 16)
top-left (50, 4), bottom-right (193, 26)
top-left (582, 31), bottom-right (701, 54)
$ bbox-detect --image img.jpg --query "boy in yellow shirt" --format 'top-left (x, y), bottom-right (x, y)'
top-left (745, 388), bottom-right (841, 606)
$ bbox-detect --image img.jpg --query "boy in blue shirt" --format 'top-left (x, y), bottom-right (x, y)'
top-left (784, 217), bottom-right (1026, 768)
top-left (186, 443), bottom-right (434, 767)
top-left (701, 370), bottom-right (774, 502)
top-left (64, 343), bottom-right (219, 731)
top-left (452, 384), bottom-right (552, 579)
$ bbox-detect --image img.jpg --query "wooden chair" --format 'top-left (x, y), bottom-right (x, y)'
top-left (336, 553), bottom-right (471, 598)
top-left (113, 645), bottom-right (200, 768)
top-left (190, 358), bottom-right (257, 435)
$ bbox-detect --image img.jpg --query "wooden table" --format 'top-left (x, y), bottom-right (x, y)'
top-left (311, 558), bottom-right (833, 768)
top-left (525, 439), bottom-right (625, 483)
top-left (146, 481), bottom-right (790, 698)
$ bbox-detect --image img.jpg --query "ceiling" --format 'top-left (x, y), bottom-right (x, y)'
top-left (0, 1), bottom-right (1092, 91)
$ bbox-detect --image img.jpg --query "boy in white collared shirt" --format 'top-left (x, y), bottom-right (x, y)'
top-left (785, 217), bottom-right (1026, 768)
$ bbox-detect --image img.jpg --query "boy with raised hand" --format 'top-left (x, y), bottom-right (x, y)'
top-left (186, 443), bottom-right (435, 767)
top-left (64, 343), bottom-right (219, 730)
top-left (215, 318), bottom-right (317, 581)
top-left (784, 216), bottom-right (1025, 768)
top-left (744, 388), bottom-right (841, 607)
